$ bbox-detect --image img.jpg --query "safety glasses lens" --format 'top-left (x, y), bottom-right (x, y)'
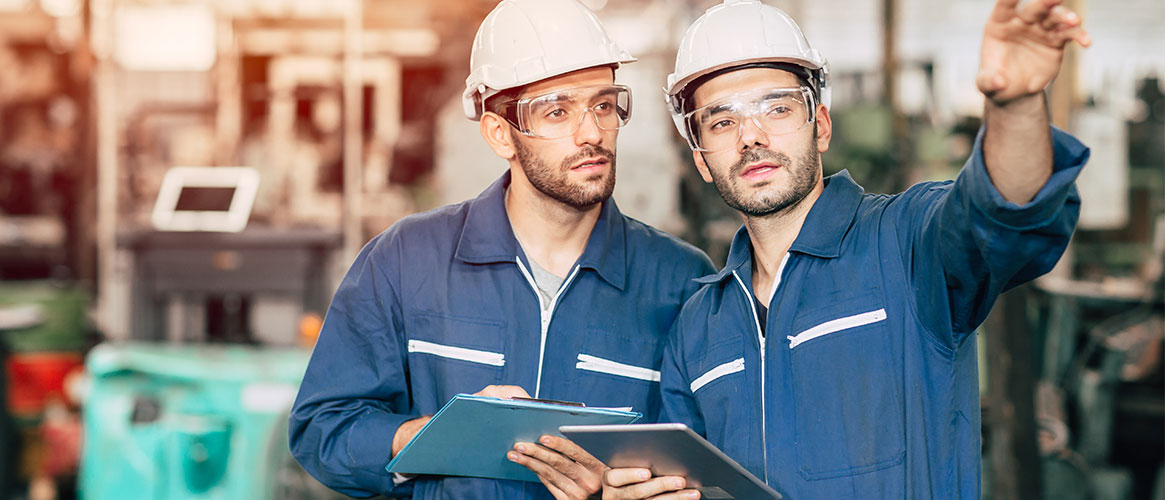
top-left (684, 87), bottom-right (813, 152)
top-left (516, 85), bottom-right (631, 138)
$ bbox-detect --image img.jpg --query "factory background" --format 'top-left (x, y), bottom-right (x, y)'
top-left (0, 0), bottom-right (1161, 498)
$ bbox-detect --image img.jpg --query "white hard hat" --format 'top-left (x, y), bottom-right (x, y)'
top-left (665, 0), bottom-right (831, 142)
top-left (462, 0), bottom-right (636, 121)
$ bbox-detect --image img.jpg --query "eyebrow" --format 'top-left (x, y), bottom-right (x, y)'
top-left (531, 93), bottom-right (575, 106)
top-left (591, 87), bottom-right (619, 100)
top-left (700, 88), bottom-right (800, 115)
top-left (761, 90), bottom-right (797, 101)
top-left (531, 86), bottom-right (619, 102)
top-left (702, 101), bottom-right (740, 118)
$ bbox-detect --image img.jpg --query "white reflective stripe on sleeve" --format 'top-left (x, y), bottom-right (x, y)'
top-left (787, 308), bottom-right (888, 349)
top-left (576, 354), bottom-right (661, 382)
top-left (689, 357), bottom-right (745, 393)
top-left (406, 339), bottom-right (505, 366)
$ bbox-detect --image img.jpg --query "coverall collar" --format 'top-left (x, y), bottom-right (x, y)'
top-left (696, 169), bottom-right (864, 285)
top-left (455, 171), bottom-right (628, 291)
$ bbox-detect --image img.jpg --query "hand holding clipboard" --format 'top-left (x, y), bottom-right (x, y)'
top-left (385, 394), bottom-right (640, 483)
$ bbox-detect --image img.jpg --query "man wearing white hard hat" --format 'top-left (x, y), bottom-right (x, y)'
top-left (289, 0), bottom-right (714, 498)
top-left (604, 0), bottom-right (1090, 498)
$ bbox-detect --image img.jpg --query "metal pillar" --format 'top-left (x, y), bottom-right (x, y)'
top-left (986, 286), bottom-right (1044, 500)
top-left (342, 0), bottom-right (365, 262)
top-left (882, 0), bottom-right (912, 192)
top-left (93, 0), bottom-right (125, 338)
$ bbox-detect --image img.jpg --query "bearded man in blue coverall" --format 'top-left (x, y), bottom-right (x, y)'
top-left (288, 0), bottom-right (715, 499)
top-left (603, 0), bottom-right (1091, 499)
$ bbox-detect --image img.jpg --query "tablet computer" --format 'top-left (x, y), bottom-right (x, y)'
top-left (560, 423), bottom-right (781, 500)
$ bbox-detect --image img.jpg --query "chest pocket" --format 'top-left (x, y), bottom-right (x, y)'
top-left (406, 312), bottom-right (506, 408)
top-left (689, 338), bottom-right (747, 399)
top-left (787, 290), bottom-right (905, 480)
top-left (574, 329), bottom-right (663, 415)
top-left (687, 337), bottom-right (755, 466)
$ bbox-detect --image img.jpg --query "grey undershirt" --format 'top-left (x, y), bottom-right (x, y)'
top-left (525, 254), bottom-right (565, 310)
top-left (506, 187), bottom-right (566, 309)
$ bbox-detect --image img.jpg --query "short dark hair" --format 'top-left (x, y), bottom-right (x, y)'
top-left (484, 86), bottom-right (524, 118)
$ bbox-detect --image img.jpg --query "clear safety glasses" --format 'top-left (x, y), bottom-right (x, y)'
top-left (497, 85), bottom-right (632, 139)
top-left (683, 86), bottom-right (816, 152)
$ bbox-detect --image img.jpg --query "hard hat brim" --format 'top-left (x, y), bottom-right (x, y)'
top-left (666, 56), bottom-right (824, 99)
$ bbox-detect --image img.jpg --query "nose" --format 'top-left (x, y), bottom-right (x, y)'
top-left (573, 108), bottom-right (604, 147)
top-left (737, 115), bottom-right (769, 151)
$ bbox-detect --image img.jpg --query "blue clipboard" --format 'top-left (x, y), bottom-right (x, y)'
top-left (385, 394), bottom-right (641, 482)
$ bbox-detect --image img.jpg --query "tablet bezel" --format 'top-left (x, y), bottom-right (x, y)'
top-left (560, 423), bottom-right (781, 500)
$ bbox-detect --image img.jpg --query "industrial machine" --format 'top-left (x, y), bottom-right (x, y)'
top-left (79, 342), bottom-right (346, 500)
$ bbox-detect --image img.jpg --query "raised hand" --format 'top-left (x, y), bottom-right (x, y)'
top-left (977, 0), bottom-right (1091, 105)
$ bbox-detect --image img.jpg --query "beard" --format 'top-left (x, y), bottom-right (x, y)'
top-left (513, 138), bottom-right (617, 210)
top-left (707, 136), bottom-right (820, 218)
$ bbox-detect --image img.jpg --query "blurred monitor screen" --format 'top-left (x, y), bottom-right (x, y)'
top-left (174, 187), bottom-right (237, 212)
top-left (152, 167), bottom-right (259, 232)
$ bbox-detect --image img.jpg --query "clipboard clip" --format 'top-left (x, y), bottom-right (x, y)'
top-left (512, 397), bottom-right (586, 408)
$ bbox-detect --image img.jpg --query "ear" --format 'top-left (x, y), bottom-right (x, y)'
top-left (480, 111), bottom-right (516, 160)
top-left (692, 150), bottom-right (714, 184)
top-left (815, 104), bottom-right (833, 153)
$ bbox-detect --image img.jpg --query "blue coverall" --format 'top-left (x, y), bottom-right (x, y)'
top-left (660, 127), bottom-right (1089, 499)
top-left (290, 172), bottom-right (715, 499)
